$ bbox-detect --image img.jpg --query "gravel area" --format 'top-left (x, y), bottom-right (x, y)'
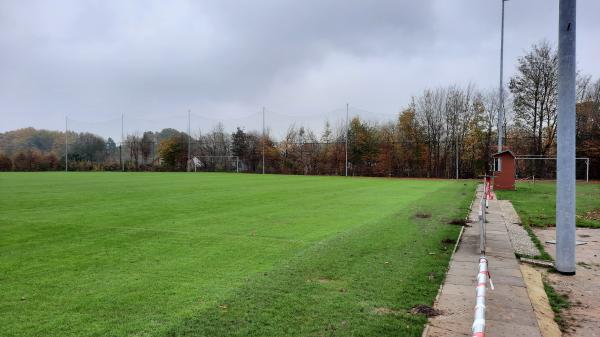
top-left (498, 200), bottom-right (541, 257)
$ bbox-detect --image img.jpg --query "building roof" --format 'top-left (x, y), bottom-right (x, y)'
top-left (492, 149), bottom-right (515, 158)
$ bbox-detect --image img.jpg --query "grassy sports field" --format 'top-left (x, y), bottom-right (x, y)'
top-left (496, 182), bottom-right (600, 228)
top-left (0, 173), bottom-right (475, 337)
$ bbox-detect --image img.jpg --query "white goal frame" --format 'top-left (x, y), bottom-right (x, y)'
top-left (514, 156), bottom-right (590, 182)
top-left (191, 156), bottom-right (239, 173)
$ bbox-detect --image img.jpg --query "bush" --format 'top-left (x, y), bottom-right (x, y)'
top-left (38, 153), bottom-right (60, 171)
top-left (102, 162), bottom-right (121, 171)
top-left (0, 154), bottom-right (12, 171)
top-left (12, 150), bottom-right (44, 171)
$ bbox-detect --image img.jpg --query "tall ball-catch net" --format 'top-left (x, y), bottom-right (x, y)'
top-left (190, 156), bottom-right (240, 172)
top-left (514, 156), bottom-right (590, 181)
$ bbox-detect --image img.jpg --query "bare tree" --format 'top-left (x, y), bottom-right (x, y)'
top-left (509, 41), bottom-right (558, 176)
top-left (416, 88), bottom-right (446, 177)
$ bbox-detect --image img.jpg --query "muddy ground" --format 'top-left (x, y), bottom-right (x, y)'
top-left (535, 228), bottom-right (600, 337)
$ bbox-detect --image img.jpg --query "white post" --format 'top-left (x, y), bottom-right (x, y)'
top-left (556, 0), bottom-right (577, 275)
top-left (121, 113), bottom-right (124, 172)
top-left (262, 107), bottom-right (265, 175)
top-left (65, 116), bottom-right (68, 172)
top-left (188, 110), bottom-right (191, 172)
top-left (586, 158), bottom-right (589, 183)
top-left (345, 103), bottom-right (349, 177)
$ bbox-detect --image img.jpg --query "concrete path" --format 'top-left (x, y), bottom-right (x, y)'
top-left (425, 186), bottom-right (542, 337)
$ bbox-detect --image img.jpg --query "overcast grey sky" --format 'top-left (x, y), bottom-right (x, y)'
top-left (1, 0), bottom-right (599, 139)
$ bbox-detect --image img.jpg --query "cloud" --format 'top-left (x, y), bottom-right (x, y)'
top-left (1, 0), bottom-right (599, 139)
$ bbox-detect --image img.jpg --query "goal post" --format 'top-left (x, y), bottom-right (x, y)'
top-left (190, 156), bottom-right (240, 173)
top-left (514, 156), bottom-right (589, 182)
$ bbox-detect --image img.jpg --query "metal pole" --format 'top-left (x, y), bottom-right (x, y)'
top-left (153, 135), bottom-right (157, 165)
top-left (456, 137), bottom-right (459, 179)
top-left (121, 113), bottom-right (124, 172)
top-left (345, 103), bottom-right (349, 177)
top-left (65, 116), bottom-right (68, 172)
top-left (188, 110), bottom-right (191, 172)
top-left (556, 0), bottom-right (576, 275)
top-left (497, 0), bottom-right (507, 170)
top-left (586, 159), bottom-right (589, 183)
top-left (584, 158), bottom-right (589, 183)
top-left (262, 107), bottom-right (265, 175)
top-left (236, 157), bottom-right (239, 173)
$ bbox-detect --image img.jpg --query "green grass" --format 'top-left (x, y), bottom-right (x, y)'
top-left (543, 279), bottom-right (570, 331)
top-left (0, 173), bottom-right (475, 337)
top-left (520, 224), bottom-right (553, 261)
top-left (496, 182), bottom-right (600, 228)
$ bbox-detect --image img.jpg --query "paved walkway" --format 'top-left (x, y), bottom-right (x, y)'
top-left (425, 186), bottom-right (542, 337)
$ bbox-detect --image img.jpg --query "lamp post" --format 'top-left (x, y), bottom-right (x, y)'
top-left (497, 0), bottom-right (508, 170)
top-left (556, 0), bottom-right (577, 275)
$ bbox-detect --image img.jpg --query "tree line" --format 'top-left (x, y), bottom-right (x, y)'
top-left (1, 41), bottom-right (599, 179)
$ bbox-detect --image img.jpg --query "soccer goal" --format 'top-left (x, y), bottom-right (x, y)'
top-left (514, 156), bottom-right (590, 182)
top-left (190, 156), bottom-right (240, 173)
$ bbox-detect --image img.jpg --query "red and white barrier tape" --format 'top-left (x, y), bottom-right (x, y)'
top-left (472, 256), bottom-right (493, 337)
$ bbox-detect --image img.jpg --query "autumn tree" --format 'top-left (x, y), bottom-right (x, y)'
top-left (158, 136), bottom-right (186, 170)
top-left (0, 154), bottom-right (12, 171)
top-left (396, 106), bottom-right (426, 176)
top-left (348, 117), bottom-right (379, 176)
top-left (576, 78), bottom-right (600, 179)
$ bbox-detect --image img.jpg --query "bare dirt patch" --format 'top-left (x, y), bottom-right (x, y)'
top-left (447, 218), bottom-right (466, 226)
top-left (410, 304), bottom-right (442, 317)
top-left (441, 238), bottom-right (456, 245)
top-left (415, 212), bottom-right (432, 219)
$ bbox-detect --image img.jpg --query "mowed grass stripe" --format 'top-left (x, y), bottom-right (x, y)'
top-left (165, 181), bottom-right (474, 337)
top-left (0, 173), bottom-right (474, 337)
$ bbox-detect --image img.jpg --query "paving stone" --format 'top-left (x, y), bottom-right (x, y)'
top-left (425, 325), bottom-right (471, 337)
top-left (425, 185), bottom-right (542, 337)
top-left (486, 319), bottom-right (542, 337)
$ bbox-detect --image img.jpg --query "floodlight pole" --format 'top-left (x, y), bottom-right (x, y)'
top-left (556, 0), bottom-right (576, 275)
top-left (188, 109), bottom-right (191, 172)
top-left (65, 116), bottom-right (68, 172)
top-left (262, 107), bottom-right (265, 175)
top-left (456, 137), bottom-right (459, 179)
top-left (345, 103), bottom-right (349, 177)
top-left (497, 0), bottom-right (508, 170)
top-left (121, 113), bottom-right (124, 172)
top-left (152, 134), bottom-right (157, 165)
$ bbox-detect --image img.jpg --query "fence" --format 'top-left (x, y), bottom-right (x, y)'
top-left (472, 176), bottom-right (492, 337)
top-left (478, 176), bottom-right (490, 254)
